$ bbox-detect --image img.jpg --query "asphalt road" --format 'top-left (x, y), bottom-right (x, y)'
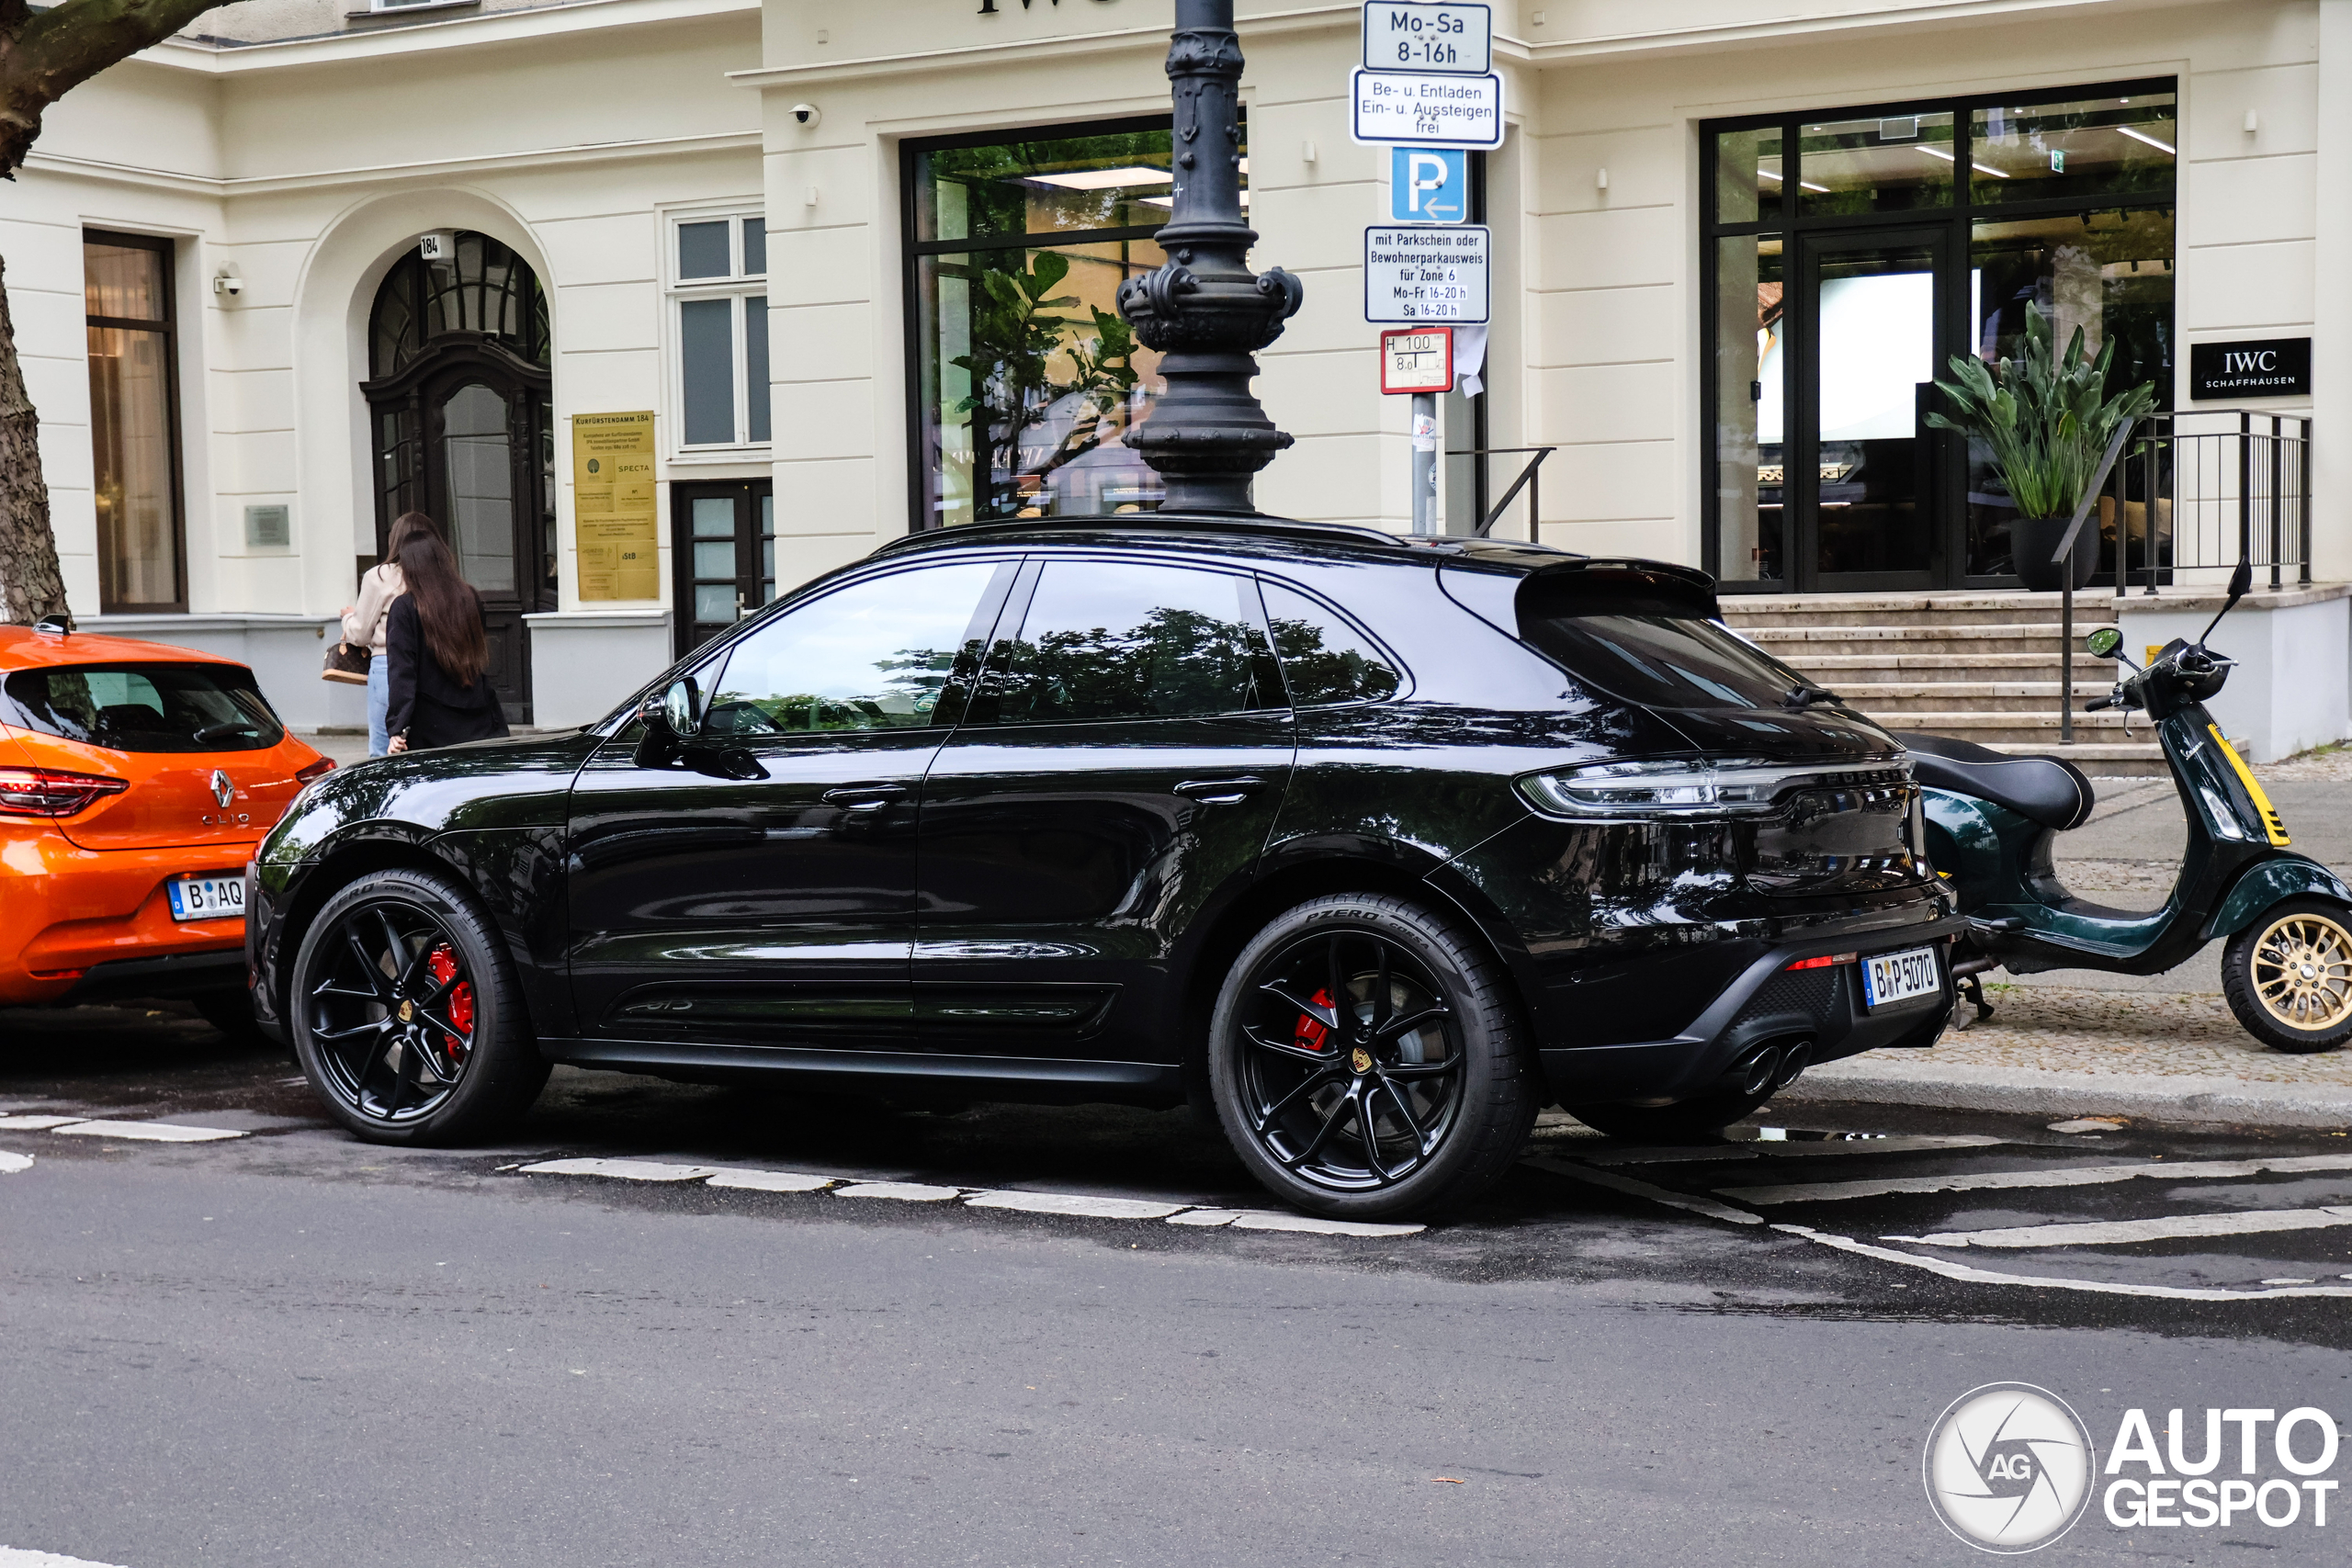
top-left (6, 1006), bottom-right (2351, 1567)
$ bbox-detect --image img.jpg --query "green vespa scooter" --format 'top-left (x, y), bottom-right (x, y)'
top-left (1900, 559), bottom-right (2352, 1054)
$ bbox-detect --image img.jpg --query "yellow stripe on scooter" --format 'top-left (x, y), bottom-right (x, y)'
top-left (2209, 723), bottom-right (2290, 846)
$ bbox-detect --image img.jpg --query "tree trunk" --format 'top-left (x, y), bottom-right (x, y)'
top-left (0, 255), bottom-right (67, 623)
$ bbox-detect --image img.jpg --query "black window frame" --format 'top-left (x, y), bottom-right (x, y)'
top-left (84, 228), bottom-right (189, 615)
top-left (900, 112), bottom-right (1228, 537)
top-left (1699, 77), bottom-right (2178, 592)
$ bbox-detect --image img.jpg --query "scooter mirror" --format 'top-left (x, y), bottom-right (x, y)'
top-left (2227, 557), bottom-right (2253, 604)
top-left (2084, 627), bottom-right (2123, 660)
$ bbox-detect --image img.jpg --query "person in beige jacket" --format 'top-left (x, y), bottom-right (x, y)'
top-left (342, 512), bottom-right (441, 756)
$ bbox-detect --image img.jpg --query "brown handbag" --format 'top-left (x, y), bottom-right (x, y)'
top-left (322, 637), bottom-right (371, 685)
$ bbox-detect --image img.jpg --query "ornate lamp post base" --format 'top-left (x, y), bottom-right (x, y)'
top-left (1115, 0), bottom-right (1303, 514)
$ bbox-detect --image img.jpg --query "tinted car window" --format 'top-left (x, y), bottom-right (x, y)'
top-left (701, 562), bottom-right (999, 735)
top-left (979, 560), bottom-right (1278, 724)
top-left (1261, 581), bottom-right (1401, 705)
top-left (1516, 578), bottom-right (1810, 710)
top-left (4, 662), bottom-right (285, 752)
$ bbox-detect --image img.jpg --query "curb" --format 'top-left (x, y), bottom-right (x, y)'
top-left (1780, 1061), bottom-right (2352, 1130)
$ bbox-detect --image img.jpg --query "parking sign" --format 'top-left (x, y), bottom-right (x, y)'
top-left (1390, 146), bottom-right (1468, 223)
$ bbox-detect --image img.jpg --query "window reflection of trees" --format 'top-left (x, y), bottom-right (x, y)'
top-left (705, 646), bottom-right (956, 735)
top-left (985, 606), bottom-right (1266, 724)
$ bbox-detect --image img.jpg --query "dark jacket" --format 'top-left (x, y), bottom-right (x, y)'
top-left (386, 592), bottom-right (510, 749)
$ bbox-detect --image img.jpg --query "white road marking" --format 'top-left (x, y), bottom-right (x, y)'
top-left (0, 1115), bottom-right (85, 1130)
top-left (965, 1190), bottom-right (1189, 1220)
top-left (1166, 1209), bottom-right (1241, 1227)
top-left (1778, 1224), bottom-right (2352, 1301)
top-left (1586, 1134), bottom-right (2007, 1166)
top-left (49, 1120), bottom-right (244, 1143)
top-left (1719, 1152), bottom-right (2352, 1206)
top-left (1523, 1155), bottom-right (1763, 1225)
top-left (831, 1181), bottom-right (962, 1202)
top-left (2048, 1117), bottom-right (2128, 1134)
top-left (0, 1151), bottom-right (32, 1175)
top-left (518, 1158), bottom-right (717, 1182)
top-left (0, 1550), bottom-right (134, 1567)
top-left (703, 1168), bottom-right (835, 1194)
top-left (1889, 1206), bottom-right (2352, 1250)
top-left (1225, 1211), bottom-right (1424, 1238)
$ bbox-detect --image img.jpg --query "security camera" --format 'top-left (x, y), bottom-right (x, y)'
top-left (211, 274), bottom-right (242, 297)
top-left (791, 103), bottom-right (820, 128)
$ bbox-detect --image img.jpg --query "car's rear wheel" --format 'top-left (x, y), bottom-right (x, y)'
top-left (1209, 894), bottom-right (1536, 1220)
top-left (289, 867), bottom-right (548, 1144)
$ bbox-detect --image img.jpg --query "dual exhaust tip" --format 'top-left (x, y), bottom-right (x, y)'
top-left (1736, 1038), bottom-right (1813, 1099)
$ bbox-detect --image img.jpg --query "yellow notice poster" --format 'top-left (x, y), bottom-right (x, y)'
top-left (572, 411), bottom-right (660, 602)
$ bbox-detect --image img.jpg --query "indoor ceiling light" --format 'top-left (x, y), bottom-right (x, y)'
top-left (2117, 124), bottom-right (2176, 155)
top-left (1914, 144), bottom-right (2009, 177)
top-left (1023, 165), bottom-right (1173, 190)
top-left (1139, 191), bottom-right (1250, 208)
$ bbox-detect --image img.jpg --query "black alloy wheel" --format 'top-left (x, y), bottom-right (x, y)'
top-left (1210, 894), bottom-right (1537, 1220)
top-left (289, 867), bottom-right (548, 1144)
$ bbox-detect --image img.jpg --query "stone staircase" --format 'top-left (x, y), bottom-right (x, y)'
top-left (1717, 592), bottom-right (2168, 777)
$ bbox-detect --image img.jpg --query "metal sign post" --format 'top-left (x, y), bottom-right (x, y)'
top-left (1382, 328), bottom-right (1453, 534)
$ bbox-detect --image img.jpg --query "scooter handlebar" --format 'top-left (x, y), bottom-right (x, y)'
top-left (2085, 694), bottom-right (2120, 713)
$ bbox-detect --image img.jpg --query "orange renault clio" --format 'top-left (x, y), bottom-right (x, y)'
top-left (0, 618), bottom-right (333, 1032)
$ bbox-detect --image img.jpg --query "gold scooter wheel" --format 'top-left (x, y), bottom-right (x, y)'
top-left (2222, 899), bottom-right (2352, 1054)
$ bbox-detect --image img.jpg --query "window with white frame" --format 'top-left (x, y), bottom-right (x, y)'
top-left (670, 213), bottom-right (770, 450)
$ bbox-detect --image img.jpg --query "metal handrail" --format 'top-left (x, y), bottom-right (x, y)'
top-left (1445, 446), bottom-right (1556, 539)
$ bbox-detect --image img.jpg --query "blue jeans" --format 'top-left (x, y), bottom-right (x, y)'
top-left (367, 653), bottom-right (390, 757)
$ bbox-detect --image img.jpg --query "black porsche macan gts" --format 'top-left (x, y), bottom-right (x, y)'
top-left (247, 515), bottom-right (1958, 1218)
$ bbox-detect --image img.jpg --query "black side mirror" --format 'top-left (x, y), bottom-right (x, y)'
top-left (2195, 558), bottom-right (2256, 649)
top-left (633, 676), bottom-right (702, 767)
top-left (2085, 627), bottom-right (2122, 660)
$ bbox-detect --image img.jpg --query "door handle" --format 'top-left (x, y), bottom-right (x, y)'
top-left (821, 784), bottom-right (910, 811)
top-left (1172, 776), bottom-right (1265, 806)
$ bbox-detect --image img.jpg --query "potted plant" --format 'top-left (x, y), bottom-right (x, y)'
top-left (1927, 306), bottom-right (2157, 592)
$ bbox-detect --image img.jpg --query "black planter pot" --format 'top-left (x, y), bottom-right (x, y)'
top-left (2011, 513), bottom-right (2098, 592)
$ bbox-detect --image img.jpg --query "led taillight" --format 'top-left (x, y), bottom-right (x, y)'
top-left (295, 757), bottom-right (336, 784)
top-left (1785, 952), bottom-right (1859, 972)
top-left (0, 765), bottom-right (129, 818)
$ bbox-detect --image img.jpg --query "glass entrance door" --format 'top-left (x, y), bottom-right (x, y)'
top-left (670, 480), bottom-right (775, 658)
top-left (1791, 229), bottom-right (1947, 590)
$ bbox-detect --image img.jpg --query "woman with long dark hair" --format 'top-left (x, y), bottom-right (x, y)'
top-left (384, 532), bottom-right (510, 752)
top-left (341, 512), bottom-right (441, 757)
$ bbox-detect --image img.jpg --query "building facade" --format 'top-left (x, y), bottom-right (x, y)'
top-left (15, 0), bottom-right (2348, 739)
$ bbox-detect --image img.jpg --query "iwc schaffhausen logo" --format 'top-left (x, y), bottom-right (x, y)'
top-left (1924, 1382), bottom-right (2097, 1553)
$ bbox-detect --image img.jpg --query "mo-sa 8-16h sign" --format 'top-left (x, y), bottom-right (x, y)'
top-left (1362, 2), bottom-right (1490, 73)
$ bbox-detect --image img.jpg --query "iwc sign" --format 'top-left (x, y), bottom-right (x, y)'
top-left (1924, 1382), bottom-right (2097, 1552)
top-left (2190, 337), bottom-right (2311, 400)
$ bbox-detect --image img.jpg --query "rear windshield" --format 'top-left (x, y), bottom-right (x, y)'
top-left (1516, 579), bottom-right (1811, 711)
top-left (3, 663), bottom-right (286, 753)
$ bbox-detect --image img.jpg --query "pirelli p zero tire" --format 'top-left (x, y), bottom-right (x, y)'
top-left (2222, 897), bottom-right (2352, 1055)
top-left (1209, 893), bottom-right (1538, 1221)
top-left (289, 866), bottom-right (549, 1145)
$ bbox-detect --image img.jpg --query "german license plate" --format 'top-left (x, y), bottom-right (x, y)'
top-left (1861, 945), bottom-right (1941, 1010)
top-left (166, 874), bottom-right (244, 922)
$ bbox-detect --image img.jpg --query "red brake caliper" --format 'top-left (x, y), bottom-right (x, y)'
top-left (1294, 987), bottom-right (1335, 1053)
top-left (425, 943), bottom-right (474, 1060)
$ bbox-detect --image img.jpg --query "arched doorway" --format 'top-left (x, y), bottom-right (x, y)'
top-left (362, 232), bottom-right (552, 723)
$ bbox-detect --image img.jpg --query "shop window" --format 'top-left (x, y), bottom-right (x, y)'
top-left (1700, 80), bottom-right (2176, 592)
top-left (85, 231), bottom-right (186, 613)
top-left (670, 215), bottom-right (769, 450)
top-left (905, 117), bottom-right (1246, 529)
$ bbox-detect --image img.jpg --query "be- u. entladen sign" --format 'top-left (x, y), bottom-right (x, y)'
top-left (572, 411), bottom-right (659, 602)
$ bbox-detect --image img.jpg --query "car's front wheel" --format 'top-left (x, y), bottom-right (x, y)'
top-left (1209, 894), bottom-right (1537, 1220)
top-left (289, 866), bottom-right (549, 1144)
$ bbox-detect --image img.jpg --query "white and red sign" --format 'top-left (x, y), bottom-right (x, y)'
top-left (1379, 327), bottom-right (1453, 394)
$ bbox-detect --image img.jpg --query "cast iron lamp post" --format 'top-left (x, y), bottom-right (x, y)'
top-left (1115, 0), bottom-right (1304, 514)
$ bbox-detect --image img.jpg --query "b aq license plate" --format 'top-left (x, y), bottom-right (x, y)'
top-left (167, 874), bottom-right (245, 922)
top-left (1861, 945), bottom-right (1941, 1010)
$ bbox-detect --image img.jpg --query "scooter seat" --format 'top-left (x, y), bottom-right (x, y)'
top-left (1894, 731), bottom-right (2097, 832)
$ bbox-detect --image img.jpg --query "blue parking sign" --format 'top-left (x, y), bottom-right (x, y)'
top-left (1389, 146), bottom-right (1467, 223)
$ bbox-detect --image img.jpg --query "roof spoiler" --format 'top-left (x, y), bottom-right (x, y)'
top-left (1519, 558), bottom-right (1722, 620)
